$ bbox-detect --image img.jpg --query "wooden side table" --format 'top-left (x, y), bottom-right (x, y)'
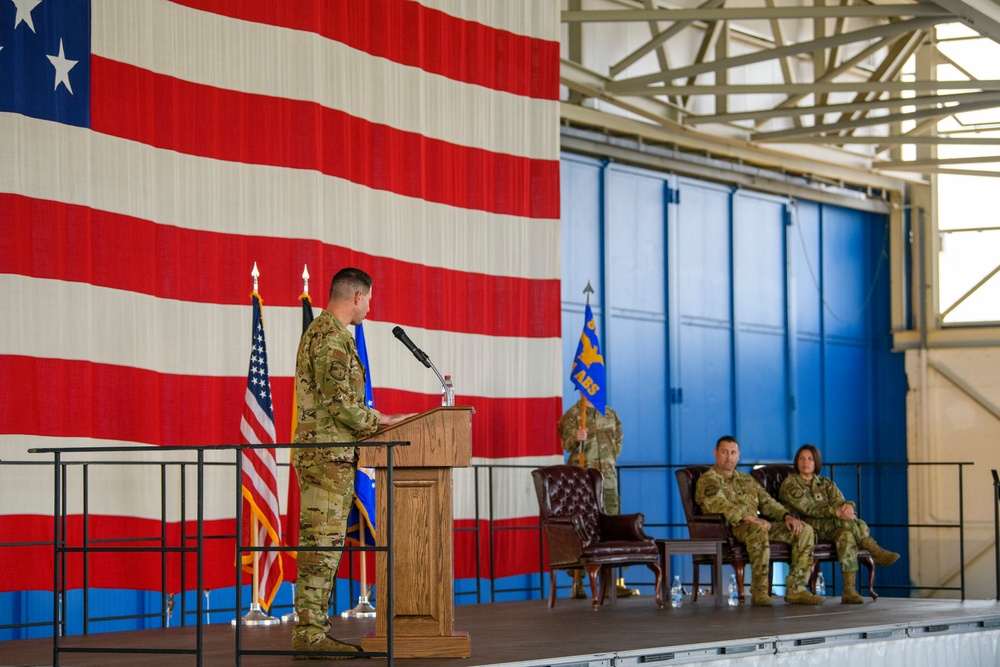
top-left (656, 538), bottom-right (726, 606)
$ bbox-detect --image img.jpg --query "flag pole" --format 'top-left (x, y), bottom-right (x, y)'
top-left (234, 264), bottom-right (280, 626)
top-left (281, 265), bottom-right (310, 624)
top-left (343, 322), bottom-right (377, 619)
top-left (341, 528), bottom-right (376, 617)
top-left (577, 281), bottom-right (595, 467)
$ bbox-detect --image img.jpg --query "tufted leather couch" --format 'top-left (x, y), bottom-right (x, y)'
top-left (532, 464), bottom-right (663, 610)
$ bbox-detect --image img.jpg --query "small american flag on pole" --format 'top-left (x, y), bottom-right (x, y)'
top-left (239, 289), bottom-right (283, 611)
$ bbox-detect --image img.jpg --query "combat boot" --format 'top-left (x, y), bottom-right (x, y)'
top-left (616, 576), bottom-right (640, 597)
top-left (785, 587), bottom-right (825, 605)
top-left (750, 584), bottom-right (773, 606)
top-left (840, 571), bottom-right (864, 604)
top-left (859, 537), bottom-right (899, 567)
top-left (570, 571), bottom-right (587, 599)
top-left (291, 633), bottom-right (361, 660)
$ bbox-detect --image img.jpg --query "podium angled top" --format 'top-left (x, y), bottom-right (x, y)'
top-left (358, 406), bottom-right (473, 468)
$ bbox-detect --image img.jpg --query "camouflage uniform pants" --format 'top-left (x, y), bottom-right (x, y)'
top-left (732, 521), bottom-right (815, 591)
top-left (572, 462), bottom-right (619, 514)
top-left (598, 466), bottom-right (619, 515)
top-left (292, 459), bottom-right (356, 641)
top-left (806, 518), bottom-right (871, 573)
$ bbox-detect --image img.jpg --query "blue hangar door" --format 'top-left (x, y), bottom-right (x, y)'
top-left (559, 153), bottom-right (906, 589)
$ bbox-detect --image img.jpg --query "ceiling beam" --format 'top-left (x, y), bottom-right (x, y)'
top-left (559, 101), bottom-right (909, 190)
top-left (615, 79), bottom-right (1000, 96)
top-left (609, 0), bottom-right (725, 77)
top-left (931, 0), bottom-right (1000, 43)
top-left (831, 28), bottom-right (928, 127)
top-left (764, 32), bottom-right (916, 122)
top-left (608, 17), bottom-right (944, 91)
top-left (875, 155), bottom-right (1000, 169)
top-left (752, 96), bottom-right (1000, 141)
top-left (562, 6), bottom-right (951, 22)
top-left (758, 135), bottom-right (1000, 144)
top-left (694, 90), bottom-right (1000, 124)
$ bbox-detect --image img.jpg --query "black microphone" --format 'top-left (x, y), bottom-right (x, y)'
top-left (392, 326), bottom-right (431, 368)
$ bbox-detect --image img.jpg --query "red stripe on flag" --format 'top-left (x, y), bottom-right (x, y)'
top-left (0, 355), bottom-right (289, 446)
top-left (90, 58), bottom-right (560, 220)
top-left (0, 357), bottom-right (563, 459)
top-left (0, 514), bottom-right (551, 592)
top-left (0, 194), bottom-right (560, 339)
top-left (0, 515), bottom-right (245, 593)
top-left (171, 0), bottom-right (560, 100)
top-left (454, 517), bottom-right (545, 580)
top-left (369, 388), bottom-right (564, 460)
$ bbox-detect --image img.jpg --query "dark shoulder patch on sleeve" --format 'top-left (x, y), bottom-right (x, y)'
top-left (329, 359), bottom-right (348, 382)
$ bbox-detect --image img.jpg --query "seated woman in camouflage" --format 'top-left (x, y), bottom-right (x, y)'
top-left (779, 444), bottom-right (899, 604)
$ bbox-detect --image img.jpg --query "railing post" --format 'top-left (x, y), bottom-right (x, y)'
top-left (51, 451), bottom-right (61, 667)
top-left (488, 466), bottom-right (496, 602)
top-left (474, 465), bottom-right (482, 604)
top-left (992, 469), bottom-right (999, 602)
top-left (959, 463), bottom-right (966, 600)
top-left (196, 449), bottom-right (205, 667)
top-left (233, 447), bottom-right (243, 665)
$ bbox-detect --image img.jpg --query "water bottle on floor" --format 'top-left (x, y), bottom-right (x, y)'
top-left (727, 573), bottom-right (739, 606)
top-left (670, 576), bottom-right (683, 608)
top-left (815, 571), bottom-right (826, 598)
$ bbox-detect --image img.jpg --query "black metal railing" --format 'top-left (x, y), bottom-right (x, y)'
top-left (18, 442), bottom-right (402, 666)
top-left (0, 458), bottom-right (979, 648)
top-left (993, 469), bottom-right (999, 602)
top-left (617, 461), bottom-right (974, 599)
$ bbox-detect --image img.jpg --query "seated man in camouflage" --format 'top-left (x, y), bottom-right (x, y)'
top-left (695, 436), bottom-right (824, 606)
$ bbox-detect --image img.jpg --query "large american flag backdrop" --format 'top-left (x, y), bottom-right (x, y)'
top-left (0, 0), bottom-right (562, 602)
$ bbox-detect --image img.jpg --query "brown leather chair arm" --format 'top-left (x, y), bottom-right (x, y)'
top-left (687, 513), bottom-right (735, 540)
top-left (542, 516), bottom-right (586, 566)
top-left (599, 512), bottom-right (650, 541)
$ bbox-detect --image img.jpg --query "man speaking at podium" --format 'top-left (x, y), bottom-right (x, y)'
top-left (291, 267), bottom-right (414, 659)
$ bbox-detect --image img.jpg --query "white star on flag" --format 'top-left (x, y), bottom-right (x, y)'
top-left (13, 0), bottom-right (42, 33)
top-left (47, 39), bottom-right (78, 94)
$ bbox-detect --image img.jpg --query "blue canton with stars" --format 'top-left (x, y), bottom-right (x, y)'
top-left (247, 295), bottom-right (275, 421)
top-left (0, 0), bottom-right (90, 127)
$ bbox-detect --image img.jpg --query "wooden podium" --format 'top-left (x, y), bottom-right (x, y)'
top-left (358, 406), bottom-right (473, 658)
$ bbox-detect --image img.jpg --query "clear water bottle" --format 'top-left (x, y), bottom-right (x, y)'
top-left (441, 375), bottom-right (455, 406)
top-left (815, 571), bottom-right (826, 598)
top-left (727, 573), bottom-right (739, 606)
top-left (670, 575), bottom-right (683, 608)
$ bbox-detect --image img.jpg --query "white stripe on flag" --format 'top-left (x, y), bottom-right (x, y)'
top-left (0, 115), bottom-right (559, 281)
top-left (92, 0), bottom-right (556, 160)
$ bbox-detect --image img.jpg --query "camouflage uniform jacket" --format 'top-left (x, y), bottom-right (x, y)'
top-left (293, 310), bottom-right (380, 462)
top-left (779, 474), bottom-right (854, 519)
top-left (558, 404), bottom-right (621, 471)
top-left (558, 404), bottom-right (622, 513)
top-left (695, 466), bottom-right (791, 526)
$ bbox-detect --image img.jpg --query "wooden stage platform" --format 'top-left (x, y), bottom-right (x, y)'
top-left (4, 597), bottom-right (1000, 666)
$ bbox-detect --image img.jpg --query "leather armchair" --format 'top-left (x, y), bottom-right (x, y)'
top-left (532, 465), bottom-right (663, 610)
top-left (674, 465), bottom-right (792, 603)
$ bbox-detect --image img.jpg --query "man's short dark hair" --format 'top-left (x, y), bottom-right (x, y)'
top-left (794, 443), bottom-right (823, 474)
top-left (329, 267), bottom-right (372, 302)
top-left (716, 435), bottom-right (739, 449)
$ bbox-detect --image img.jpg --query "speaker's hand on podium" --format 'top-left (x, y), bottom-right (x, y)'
top-left (379, 412), bottom-right (417, 428)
